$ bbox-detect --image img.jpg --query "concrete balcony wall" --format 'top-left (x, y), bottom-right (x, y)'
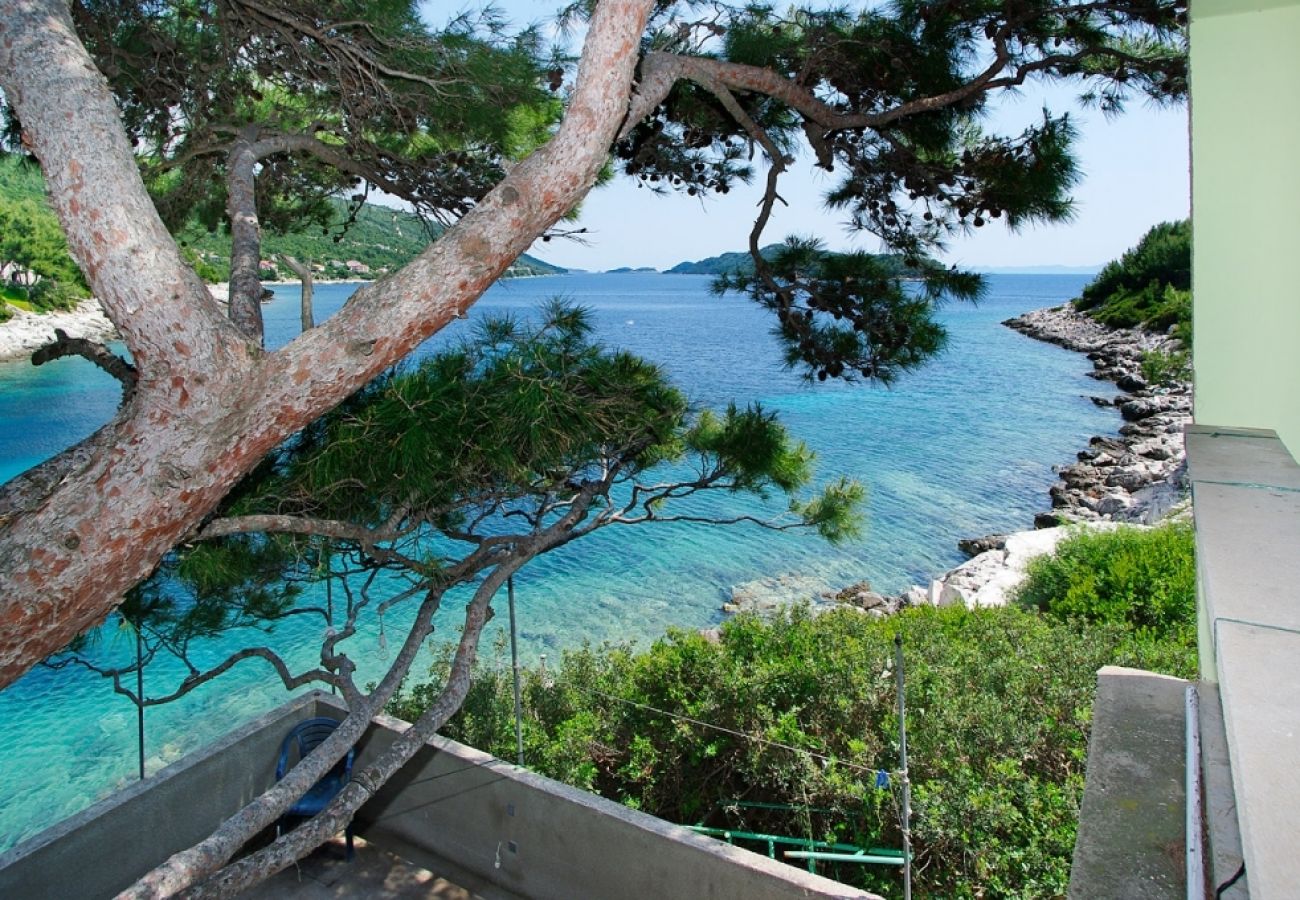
top-left (1188, 426), bottom-right (1300, 898)
top-left (353, 705), bottom-right (876, 900)
top-left (0, 692), bottom-right (320, 900)
top-left (0, 692), bottom-right (878, 900)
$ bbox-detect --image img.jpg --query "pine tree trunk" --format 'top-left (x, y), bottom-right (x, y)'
top-left (0, 0), bottom-right (655, 689)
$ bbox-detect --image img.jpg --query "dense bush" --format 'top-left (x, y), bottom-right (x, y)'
top-left (392, 599), bottom-right (1193, 899)
top-left (1075, 220), bottom-right (1191, 341)
top-left (1140, 348), bottom-right (1191, 387)
top-left (1014, 522), bottom-right (1197, 662)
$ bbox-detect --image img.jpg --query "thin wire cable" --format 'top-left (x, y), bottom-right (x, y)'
top-left (572, 682), bottom-right (895, 778)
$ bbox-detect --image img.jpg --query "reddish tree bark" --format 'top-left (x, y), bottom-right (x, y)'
top-left (0, 0), bottom-right (655, 689)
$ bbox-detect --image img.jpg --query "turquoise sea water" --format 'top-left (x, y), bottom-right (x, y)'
top-left (0, 272), bottom-right (1115, 850)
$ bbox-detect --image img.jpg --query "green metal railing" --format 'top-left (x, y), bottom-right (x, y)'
top-left (686, 823), bottom-right (906, 872)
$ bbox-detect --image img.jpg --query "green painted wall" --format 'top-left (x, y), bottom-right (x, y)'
top-left (1191, 0), bottom-right (1300, 457)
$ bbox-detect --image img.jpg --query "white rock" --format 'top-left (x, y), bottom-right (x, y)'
top-left (933, 523), bottom-right (1131, 610)
top-left (0, 298), bottom-right (117, 361)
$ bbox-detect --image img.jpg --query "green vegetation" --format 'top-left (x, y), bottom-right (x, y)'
top-left (1075, 220), bottom-right (1191, 341)
top-left (177, 200), bottom-right (564, 282)
top-left (0, 154), bottom-right (88, 311)
top-left (1, 152), bottom-right (561, 308)
top-left (69, 300), bottom-right (860, 742)
top-left (1140, 348), bottom-right (1192, 387)
top-left (666, 245), bottom-right (785, 275)
top-left (1015, 522), bottom-right (1197, 668)
top-left (393, 594), bottom-right (1192, 899)
top-left (715, 238), bottom-right (983, 383)
top-left (388, 521), bottom-right (1196, 898)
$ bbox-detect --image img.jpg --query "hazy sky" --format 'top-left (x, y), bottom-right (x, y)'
top-left (435, 2), bottom-right (1191, 272)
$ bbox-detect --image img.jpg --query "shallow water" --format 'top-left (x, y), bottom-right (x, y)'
top-left (0, 272), bottom-right (1114, 849)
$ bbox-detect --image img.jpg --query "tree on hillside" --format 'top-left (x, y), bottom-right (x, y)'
top-left (1075, 218), bottom-right (1190, 335)
top-left (0, 0), bottom-right (1185, 890)
top-left (0, 190), bottom-right (86, 307)
top-left (52, 303), bottom-right (860, 895)
top-left (64, 0), bottom-right (558, 342)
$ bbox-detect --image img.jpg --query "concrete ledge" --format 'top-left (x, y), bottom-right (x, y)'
top-left (0, 692), bottom-right (877, 900)
top-left (1198, 684), bottom-right (1247, 899)
top-left (1069, 666), bottom-right (1188, 900)
top-left (1213, 622), bottom-right (1300, 899)
top-left (0, 691), bottom-right (325, 900)
top-left (350, 700), bottom-right (876, 900)
top-left (1188, 425), bottom-right (1300, 896)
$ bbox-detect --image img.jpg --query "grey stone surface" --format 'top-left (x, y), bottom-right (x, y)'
top-left (1197, 684), bottom-right (1248, 900)
top-left (0, 692), bottom-right (875, 900)
top-left (1187, 425), bottom-right (1300, 899)
top-left (1069, 666), bottom-right (1188, 900)
top-left (1214, 622), bottom-right (1300, 900)
top-left (1186, 425), bottom-right (1300, 491)
top-left (1192, 481), bottom-right (1300, 636)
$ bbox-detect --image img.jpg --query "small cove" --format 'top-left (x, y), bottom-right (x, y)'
top-left (0, 272), bottom-right (1115, 850)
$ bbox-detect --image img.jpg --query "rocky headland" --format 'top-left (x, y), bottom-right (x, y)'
top-left (1003, 304), bottom-right (1190, 523)
top-left (903, 303), bottom-right (1191, 609)
top-left (722, 301), bottom-right (1192, 618)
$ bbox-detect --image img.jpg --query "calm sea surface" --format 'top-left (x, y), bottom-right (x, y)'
top-left (0, 272), bottom-right (1114, 849)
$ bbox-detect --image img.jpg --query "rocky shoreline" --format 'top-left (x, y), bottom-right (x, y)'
top-left (723, 302), bottom-right (1192, 617)
top-left (1001, 304), bottom-right (1191, 526)
top-left (0, 299), bottom-right (118, 362)
top-left (0, 285), bottom-right (242, 363)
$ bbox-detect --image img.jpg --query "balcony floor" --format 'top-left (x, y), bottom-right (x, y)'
top-left (240, 836), bottom-right (510, 900)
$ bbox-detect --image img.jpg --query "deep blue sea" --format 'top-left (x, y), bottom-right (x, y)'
top-left (0, 272), bottom-right (1115, 850)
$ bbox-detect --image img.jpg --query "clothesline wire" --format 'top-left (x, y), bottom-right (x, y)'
top-left (565, 681), bottom-right (896, 779)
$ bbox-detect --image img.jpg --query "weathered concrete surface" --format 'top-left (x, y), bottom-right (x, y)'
top-left (1189, 425), bottom-right (1300, 897)
top-left (1069, 666), bottom-right (1188, 900)
top-left (1197, 684), bottom-right (1248, 899)
top-left (240, 835), bottom-right (515, 900)
top-left (0, 691), bottom-right (876, 900)
top-left (1214, 623), bottom-right (1300, 900)
top-left (356, 706), bottom-right (876, 900)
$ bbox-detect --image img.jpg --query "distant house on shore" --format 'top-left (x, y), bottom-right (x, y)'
top-left (345, 260), bottom-right (371, 275)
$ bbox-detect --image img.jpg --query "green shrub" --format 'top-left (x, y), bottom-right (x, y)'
top-left (25, 277), bottom-right (82, 312)
top-left (1014, 522), bottom-right (1196, 657)
top-left (1140, 348), bottom-right (1191, 387)
top-left (393, 601), bottom-right (1193, 899)
top-left (1077, 220), bottom-right (1190, 313)
top-left (1077, 221), bottom-right (1191, 342)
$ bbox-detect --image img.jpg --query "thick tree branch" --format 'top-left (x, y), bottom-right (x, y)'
top-left (0, 0), bottom-right (655, 688)
top-left (197, 514), bottom-right (412, 544)
top-left (0, 0), bottom-right (247, 371)
top-left (185, 559), bottom-right (521, 899)
top-left (32, 328), bottom-right (138, 395)
top-left (120, 581), bottom-right (449, 899)
top-left (225, 132), bottom-right (267, 343)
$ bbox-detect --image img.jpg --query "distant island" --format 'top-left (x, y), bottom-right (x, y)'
top-left (665, 245), bottom-right (783, 275)
top-left (666, 244), bottom-right (922, 277)
top-left (605, 266), bottom-right (659, 274)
